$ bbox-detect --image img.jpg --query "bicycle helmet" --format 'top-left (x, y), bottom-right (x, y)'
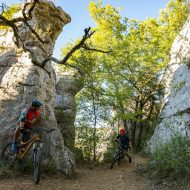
top-left (119, 128), bottom-right (126, 135)
top-left (32, 98), bottom-right (43, 107)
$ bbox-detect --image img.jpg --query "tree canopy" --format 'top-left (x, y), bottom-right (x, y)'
top-left (59, 0), bottom-right (189, 158)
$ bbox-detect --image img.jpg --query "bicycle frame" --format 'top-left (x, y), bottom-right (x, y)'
top-left (18, 134), bottom-right (41, 160)
top-left (118, 146), bottom-right (124, 156)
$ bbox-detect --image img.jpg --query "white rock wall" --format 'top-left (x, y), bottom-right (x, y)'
top-left (149, 17), bottom-right (190, 151)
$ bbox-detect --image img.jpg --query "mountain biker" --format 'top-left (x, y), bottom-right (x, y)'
top-left (115, 128), bottom-right (132, 163)
top-left (12, 99), bottom-right (43, 154)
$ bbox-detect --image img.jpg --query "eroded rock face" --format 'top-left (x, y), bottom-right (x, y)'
top-left (149, 17), bottom-right (190, 151)
top-left (0, 1), bottom-right (75, 175)
top-left (55, 69), bottom-right (84, 150)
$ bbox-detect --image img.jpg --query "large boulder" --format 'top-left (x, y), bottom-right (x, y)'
top-left (0, 0), bottom-right (75, 176)
top-left (149, 17), bottom-right (190, 151)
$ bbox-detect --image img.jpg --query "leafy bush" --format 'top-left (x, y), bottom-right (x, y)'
top-left (73, 147), bottom-right (85, 163)
top-left (185, 184), bottom-right (190, 190)
top-left (150, 135), bottom-right (190, 176)
top-left (103, 133), bottom-right (118, 162)
top-left (0, 161), bottom-right (21, 178)
top-left (103, 146), bottom-right (117, 162)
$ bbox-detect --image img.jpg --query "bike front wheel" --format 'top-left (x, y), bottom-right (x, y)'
top-left (33, 145), bottom-right (42, 184)
top-left (110, 153), bottom-right (120, 169)
top-left (110, 157), bottom-right (117, 169)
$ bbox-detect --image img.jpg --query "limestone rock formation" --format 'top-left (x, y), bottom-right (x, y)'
top-left (55, 69), bottom-right (84, 150)
top-left (0, 0), bottom-right (75, 175)
top-left (149, 17), bottom-right (190, 151)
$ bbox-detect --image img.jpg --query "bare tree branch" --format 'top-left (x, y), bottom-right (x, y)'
top-left (0, 3), bottom-right (6, 15)
top-left (62, 27), bottom-right (95, 63)
top-left (22, 0), bottom-right (48, 44)
top-left (0, 0), bottom-right (47, 47)
top-left (41, 27), bottom-right (96, 76)
top-left (0, 2), bottom-right (111, 77)
top-left (0, 1), bottom-right (34, 47)
top-left (41, 27), bottom-right (112, 76)
top-left (0, 14), bottom-right (21, 46)
top-left (82, 44), bottom-right (112, 53)
top-left (23, 45), bottom-right (52, 77)
top-left (43, 56), bottom-right (84, 76)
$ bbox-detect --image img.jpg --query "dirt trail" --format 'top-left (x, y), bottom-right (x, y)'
top-left (0, 154), bottom-right (168, 190)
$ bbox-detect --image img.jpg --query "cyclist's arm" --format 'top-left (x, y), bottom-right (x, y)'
top-left (19, 122), bottom-right (25, 129)
top-left (115, 135), bottom-right (121, 143)
top-left (28, 112), bottom-right (40, 124)
top-left (18, 109), bottom-right (27, 128)
top-left (28, 118), bottom-right (37, 124)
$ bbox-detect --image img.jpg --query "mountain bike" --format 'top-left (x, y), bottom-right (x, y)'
top-left (1, 128), bottom-right (55, 184)
top-left (110, 145), bottom-right (131, 169)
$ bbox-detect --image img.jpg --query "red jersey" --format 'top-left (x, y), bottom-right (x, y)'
top-left (18, 107), bottom-right (40, 128)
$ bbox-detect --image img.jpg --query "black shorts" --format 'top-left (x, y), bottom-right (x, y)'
top-left (17, 126), bottom-right (31, 142)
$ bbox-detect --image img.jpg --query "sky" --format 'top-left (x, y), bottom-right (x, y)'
top-left (3, 0), bottom-right (170, 58)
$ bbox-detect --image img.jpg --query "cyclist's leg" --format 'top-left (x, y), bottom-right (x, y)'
top-left (123, 149), bottom-right (132, 163)
top-left (11, 127), bottom-right (21, 154)
top-left (13, 126), bottom-right (21, 143)
top-left (123, 150), bottom-right (130, 158)
top-left (21, 127), bottom-right (31, 143)
top-left (121, 145), bottom-right (129, 158)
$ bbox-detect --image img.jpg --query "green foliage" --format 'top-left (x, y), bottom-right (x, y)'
top-left (185, 184), bottom-right (190, 190)
top-left (103, 132), bottom-right (118, 162)
top-left (75, 126), bottom-right (92, 161)
top-left (75, 124), bottom-right (115, 162)
top-left (0, 4), bottom-right (20, 51)
top-left (73, 147), bottom-right (85, 163)
top-left (150, 135), bottom-right (190, 176)
top-left (0, 161), bottom-right (20, 179)
top-left (75, 126), bottom-right (98, 161)
top-left (42, 162), bottom-right (58, 175)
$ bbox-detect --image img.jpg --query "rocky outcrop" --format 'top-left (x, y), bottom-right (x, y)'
top-left (149, 17), bottom-right (190, 151)
top-left (0, 1), bottom-right (75, 175)
top-left (55, 69), bottom-right (84, 150)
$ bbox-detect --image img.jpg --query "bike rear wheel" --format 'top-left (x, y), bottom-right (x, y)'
top-left (33, 145), bottom-right (42, 184)
top-left (1, 142), bottom-right (16, 166)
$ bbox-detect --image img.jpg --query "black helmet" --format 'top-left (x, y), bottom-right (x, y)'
top-left (32, 99), bottom-right (43, 107)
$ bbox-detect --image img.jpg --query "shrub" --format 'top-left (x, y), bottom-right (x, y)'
top-left (150, 135), bottom-right (190, 176)
top-left (103, 146), bottom-right (117, 162)
top-left (103, 134), bottom-right (118, 162)
top-left (73, 147), bottom-right (84, 163)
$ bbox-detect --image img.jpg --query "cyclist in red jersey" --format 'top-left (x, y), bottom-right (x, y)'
top-left (115, 128), bottom-right (132, 163)
top-left (12, 99), bottom-right (43, 154)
